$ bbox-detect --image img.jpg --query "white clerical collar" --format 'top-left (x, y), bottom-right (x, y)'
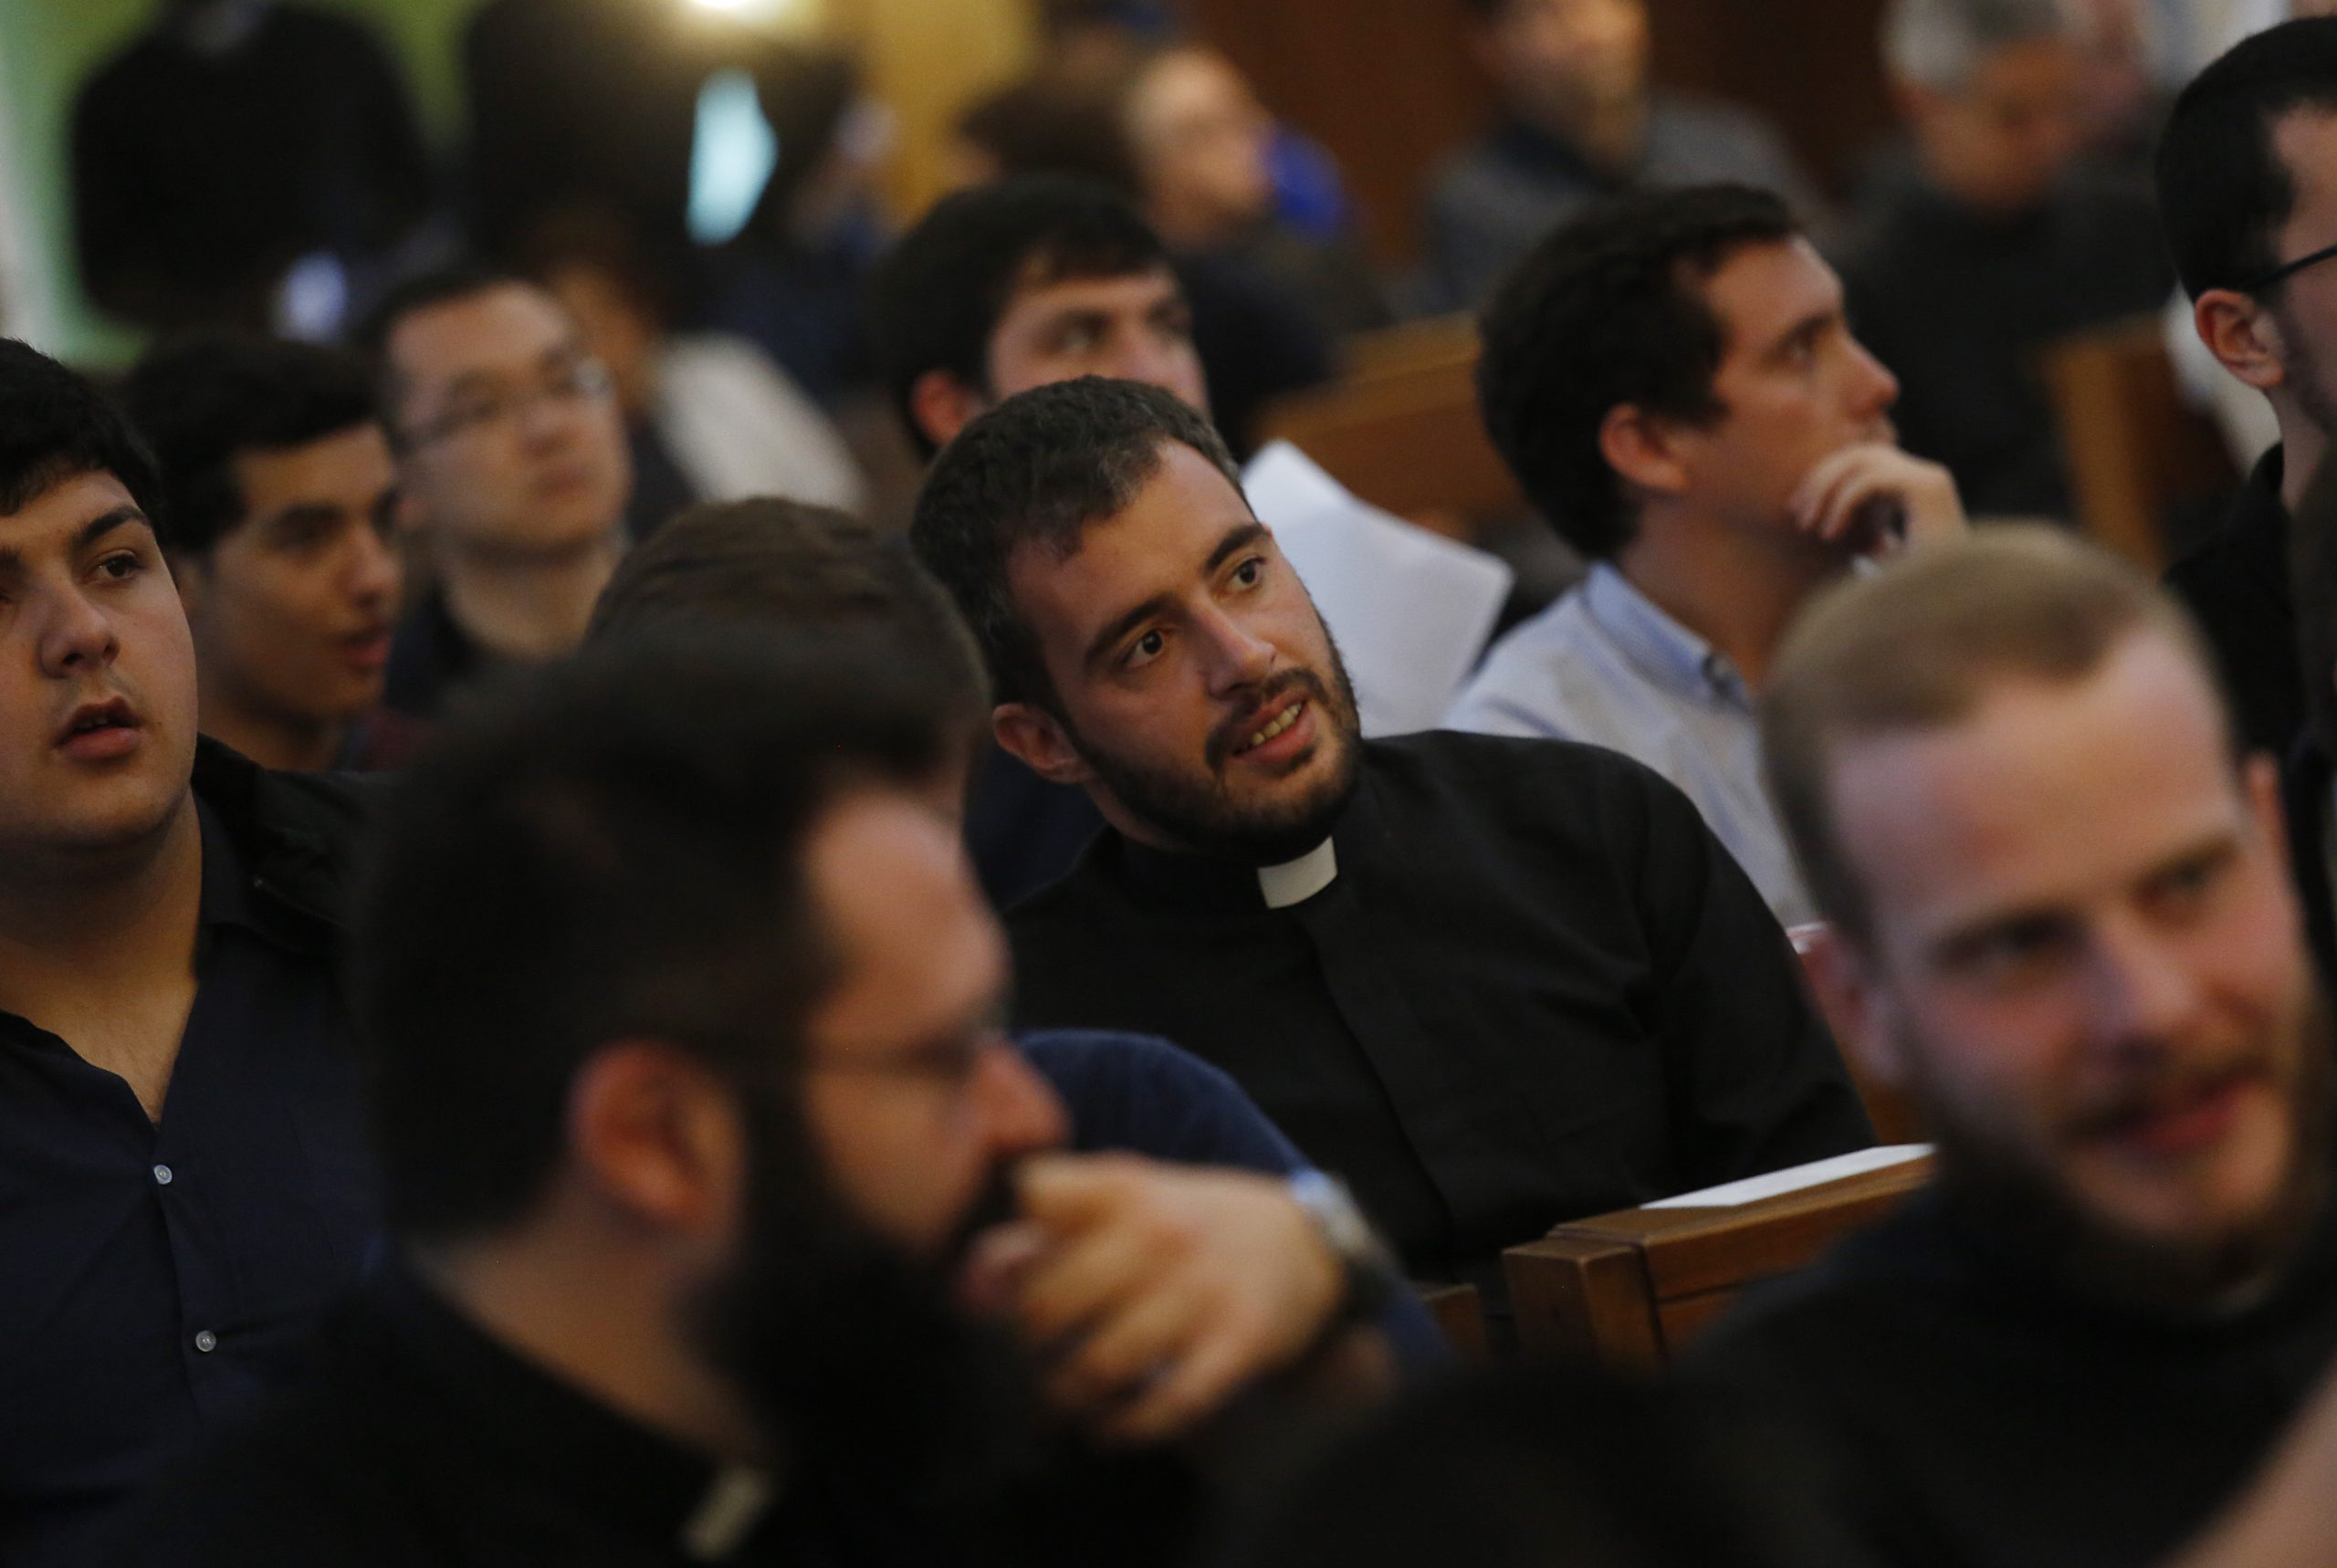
top-left (680, 1465), bottom-right (777, 1561)
top-left (1257, 839), bottom-right (1338, 909)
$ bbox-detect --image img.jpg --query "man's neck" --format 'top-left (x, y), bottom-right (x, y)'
top-left (1520, 90), bottom-right (1649, 175)
top-left (0, 798), bottom-right (205, 1116)
top-left (1614, 512), bottom-right (1844, 691)
top-left (436, 528), bottom-right (625, 665)
top-left (199, 697), bottom-right (347, 774)
top-left (2276, 417), bottom-right (2324, 517)
top-left (418, 1225), bottom-right (771, 1470)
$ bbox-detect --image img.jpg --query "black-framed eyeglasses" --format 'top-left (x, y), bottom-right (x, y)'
top-left (402, 357), bottom-right (615, 448)
top-left (2243, 239), bottom-right (2337, 296)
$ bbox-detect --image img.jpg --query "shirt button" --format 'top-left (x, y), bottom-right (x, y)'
top-left (193, 1330), bottom-right (217, 1354)
top-left (152, 1164), bottom-right (173, 1186)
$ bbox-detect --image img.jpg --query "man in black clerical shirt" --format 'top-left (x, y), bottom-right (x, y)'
top-left (910, 376), bottom-right (1873, 1297)
top-left (1688, 528), bottom-right (2337, 1568)
top-left (2158, 22), bottom-right (2337, 762)
top-left (1838, 0), bottom-right (2173, 521)
top-left (96, 633), bottom-right (1401, 1567)
top-left (0, 341), bottom-right (376, 1566)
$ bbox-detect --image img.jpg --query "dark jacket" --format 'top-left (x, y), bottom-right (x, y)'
top-left (190, 736), bottom-right (378, 931)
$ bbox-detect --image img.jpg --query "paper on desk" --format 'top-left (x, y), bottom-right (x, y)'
top-left (1242, 442), bottom-right (1514, 737)
top-left (1644, 1144), bottom-right (1934, 1209)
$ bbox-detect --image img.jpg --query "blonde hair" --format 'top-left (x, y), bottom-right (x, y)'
top-left (1761, 528), bottom-right (2227, 940)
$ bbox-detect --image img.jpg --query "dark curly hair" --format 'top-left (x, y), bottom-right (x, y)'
top-left (869, 175), bottom-right (1172, 459)
top-left (909, 375), bottom-right (1241, 708)
top-left (0, 339), bottom-right (164, 532)
top-left (2156, 17), bottom-right (2337, 301)
top-left (1475, 183), bottom-right (1799, 559)
top-left (121, 332), bottom-right (380, 557)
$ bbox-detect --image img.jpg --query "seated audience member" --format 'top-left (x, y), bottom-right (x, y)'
top-left (1423, 0), bottom-right (1823, 312)
top-left (912, 376), bottom-right (1874, 1298)
top-left (1119, 46), bottom-right (1392, 340)
top-left (513, 211), bottom-right (867, 540)
top-left (1688, 528), bottom-right (2337, 1568)
top-left (582, 497), bottom-right (1445, 1364)
top-left (876, 172), bottom-right (1327, 462)
top-left (1837, 0), bottom-right (2173, 521)
top-left (355, 267), bottom-right (632, 719)
top-left (93, 634), bottom-right (1403, 1566)
top-left (1451, 184), bottom-right (1967, 928)
top-left (2158, 18), bottom-right (2337, 758)
top-left (0, 341), bottom-right (376, 1566)
top-left (2284, 454), bottom-right (2337, 977)
top-left (121, 334), bottom-right (414, 772)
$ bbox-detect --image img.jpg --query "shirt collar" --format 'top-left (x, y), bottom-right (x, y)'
top-left (373, 1267), bottom-right (784, 1561)
top-left (1257, 838), bottom-right (1338, 909)
top-left (1581, 563), bottom-right (1749, 707)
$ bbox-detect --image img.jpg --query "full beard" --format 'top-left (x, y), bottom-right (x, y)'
top-left (1922, 991), bottom-right (2335, 1319)
top-left (690, 1099), bottom-right (1048, 1529)
top-left (1065, 632), bottom-right (1366, 868)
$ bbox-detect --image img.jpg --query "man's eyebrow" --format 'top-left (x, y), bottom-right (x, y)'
top-left (257, 502), bottom-right (345, 535)
top-left (1763, 307), bottom-right (1839, 359)
top-left (1085, 591), bottom-right (1178, 670)
top-left (1080, 522), bottom-right (1269, 670)
top-left (0, 506), bottom-right (152, 575)
top-left (1204, 520), bottom-right (1267, 573)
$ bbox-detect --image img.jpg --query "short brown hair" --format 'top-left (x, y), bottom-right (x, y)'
top-left (587, 498), bottom-right (990, 736)
top-left (1762, 528), bottom-right (2229, 942)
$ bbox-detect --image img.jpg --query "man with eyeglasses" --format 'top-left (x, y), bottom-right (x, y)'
top-left (354, 267), bottom-right (633, 720)
top-left (2159, 18), bottom-right (2337, 766)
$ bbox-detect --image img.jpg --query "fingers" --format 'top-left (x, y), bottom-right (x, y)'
top-left (1014, 1197), bottom-right (1189, 1346)
top-left (1102, 1328), bottom-right (1258, 1445)
top-left (1794, 447), bottom-right (1893, 543)
top-left (1043, 1273), bottom-right (1200, 1415)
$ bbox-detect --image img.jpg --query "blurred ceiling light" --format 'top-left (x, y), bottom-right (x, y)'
top-left (686, 0), bottom-right (816, 25)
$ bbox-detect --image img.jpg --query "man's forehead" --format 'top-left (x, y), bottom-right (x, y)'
top-left (233, 423), bottom-right (397, 506)
top-left (2275, 109), bottom-right (2337, 238)
top-left (0, 468), bottom-right (143, 540)
top-left (1703, 237), bottom-right (1839, 343)
top-left (1827, 640), bottom-right (2240, 934)
top-left (390, 286), bottom-right (577, 384)
top-left (1003, 259), bottom-right (1181, 318)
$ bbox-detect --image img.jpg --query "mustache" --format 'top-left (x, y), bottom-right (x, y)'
top-left (2059, 1049), bottom-right (2276, 1142)
top-left (1204, 667), bottom-right (1335, 772)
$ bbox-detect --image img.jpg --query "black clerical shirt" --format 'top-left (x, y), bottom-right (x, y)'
top-left (1007, 733), bottom-right (1874, 1287)
top-left (2166, 446), bottom-right (2299, 760)
top-left (0, 751), bottom-right (376, 1567)
top-left (1687, 1182), bottom-right (2337, 1568)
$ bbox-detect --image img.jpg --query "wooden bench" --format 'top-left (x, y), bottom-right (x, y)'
top-left (1504, 1147), bottom-right (1934, 1371)
top-left (2038, 313), bottom-right (2239, 572)
top-left (1255, 319), bottom-right (1523, 541)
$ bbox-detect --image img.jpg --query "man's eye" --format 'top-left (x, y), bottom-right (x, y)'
top-left (93, 552), bottom-right (143, 581)
top-left (2144, 854), bottom-right (2225, 920)
top-left (1231, 557), bottom-right (1264, 589)
top-left (1124, 629), bottom-right (1167, 669)
top-left (1055, 322), bottom-right (1104, 354)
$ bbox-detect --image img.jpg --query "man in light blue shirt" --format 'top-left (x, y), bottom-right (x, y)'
top-left (1451, 184), bottom-right (1966, 925)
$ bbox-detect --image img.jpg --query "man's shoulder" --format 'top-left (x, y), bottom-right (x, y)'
top-left (1447, 584), bottom-right (1634, 739)
top-left (1367, 727), bottom-right (1693, 821)
top-left (1685, 1196), bottom-right (1965, 1388)
top-left (192, 740), bottom-right (381, 922)
top-left (1019, 1029), bottom-right (1305, 1175)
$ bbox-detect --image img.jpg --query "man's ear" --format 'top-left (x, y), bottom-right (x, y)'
top-left (908, 370), bottom-right (990, 452)
top-left (993, 701), bottom-right (1094, 788)
top-left (1598, 402), bottom-right (1691, 504)
top-left (565, 1040), bottom-right (745, 1238)
top-left (2244, 750), bottom-right (2292, 868)
top-left (1799, 924), bottom-right (1910, 1092)
top-left (2196, 289), bottom-right (2290, 393)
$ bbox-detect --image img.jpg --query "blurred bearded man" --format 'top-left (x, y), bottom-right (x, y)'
top-left (1690, 528), bottom-right (2337, 1568)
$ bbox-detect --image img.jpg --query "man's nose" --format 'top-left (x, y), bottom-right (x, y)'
top-left (2083, 913), bottom-right (2207, 1060)
top-left (1194, 602), bottom-right (1277, 694)
top-left (972, 1041), bottom-right (1070, 1159)
top-left (37, 586), bottom-right (121, 678)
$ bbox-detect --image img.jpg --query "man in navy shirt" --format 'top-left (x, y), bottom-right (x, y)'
top-left (0, 341), bottom-right (376, 1564)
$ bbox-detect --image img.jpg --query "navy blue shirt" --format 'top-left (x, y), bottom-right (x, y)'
top-left (0, 801), bottom-right (376, 1566)
top-left (1020, 1030), bottom-right (1446, 1371)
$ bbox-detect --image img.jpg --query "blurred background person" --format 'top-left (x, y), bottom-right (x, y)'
top-left (1836, 0), bottom-right (2172, 521)
top-left (1423, 0), bottom-right (1823, 313)
top-left (358, 269), bottom-right (632, 721)
top-left (121, 334), bottom-right (414, 772)
top-left (70, 0), bottom-right (434, 338)
top-left (511, 209), bottom-right (866, 541)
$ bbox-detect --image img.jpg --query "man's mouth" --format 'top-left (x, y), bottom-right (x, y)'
top-left (2079, 1066), bottom-right (2268, 1161)
top-left (1232, 699), bottom-right (1307, 757)
top-left (54, 697), bottom-right (142, 759)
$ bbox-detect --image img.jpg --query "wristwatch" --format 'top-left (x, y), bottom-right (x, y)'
top-left (1286, 1169), bottom-right (1399, 1327)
